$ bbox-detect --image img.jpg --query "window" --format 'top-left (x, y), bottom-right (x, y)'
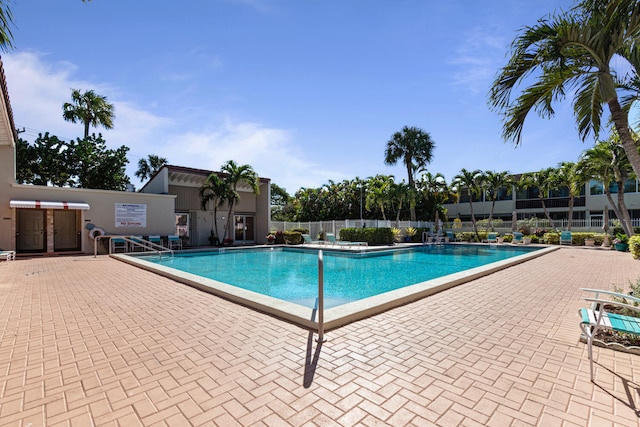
top-left (175, 213), bottom-right (189, 236)
top-left (589, 180), bottom-right (603, 195)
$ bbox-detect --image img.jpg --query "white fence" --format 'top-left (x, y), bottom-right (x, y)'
top-left (270, 217), bottom-right (628, 238)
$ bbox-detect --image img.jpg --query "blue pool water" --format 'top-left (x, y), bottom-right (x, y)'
top-left (142, 245), bottom-right (539, 308)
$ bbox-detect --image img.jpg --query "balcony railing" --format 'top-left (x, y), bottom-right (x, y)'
top-left (515, 196), bottom-right (586, 210)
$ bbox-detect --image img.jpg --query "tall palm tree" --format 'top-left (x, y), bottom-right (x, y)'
top-left (519, 168), bottom-right (557, 229)
top-left (219, 160), bottom-right (260, 242)
top-left (483, 171), bottom-right (514, 231)
top-left (578, 136), bottom-right (635, 236)
top-left (384, 126), bottom-right (435, 221)
top-left (489, 0), bottom-right (640, 183)
top-left (452, 168), bottom-right (484, 240)
top-left (390, 181), bottom-right (410, 227)
top-left (135, 154), bottom-right (168, 181)
top-left (199, 173), bottom-right (229, 244)
top-left (63, 89), bottom-right (115, 139)
top-left (552, 162), bottom-right (586, 231)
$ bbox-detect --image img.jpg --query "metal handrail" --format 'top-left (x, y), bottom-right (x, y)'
top-left (317, 250), bottom-right (326, 343)
top-left (94, 235), bottom-right (174, 258)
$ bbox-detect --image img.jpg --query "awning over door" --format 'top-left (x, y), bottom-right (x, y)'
top-left (10, 200), bottom-right (90, 210)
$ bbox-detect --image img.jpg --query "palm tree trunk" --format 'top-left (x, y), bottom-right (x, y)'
top-left (468, 199), bottom-right (479, 241)
top-left (407, 166), bottom-right (416, 222)
top-left (567, 196), bottom-right (574, 231)
top-left (83, 121), bottom-right (90, 139)
top-left (489, 198), bottom-right (496, 231)
top-left (609, 99), bottom-right (640, 186)
top-left (616, 181), bottom-right (634, 237)
top-left (605, 189), bottom-right (633, 236)
top-left (538, 194), bottom-right (555, 229)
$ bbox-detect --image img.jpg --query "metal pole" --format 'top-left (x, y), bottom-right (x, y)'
top-left (317, 250), bottom-right (326, 343)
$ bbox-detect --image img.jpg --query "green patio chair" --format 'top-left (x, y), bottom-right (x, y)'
top-left (579, 288), bottom-right (640, 382)
top-left (487, 232), bottom-right (498, 243)
top-left (560, 231), bottom-right (572, 246)
top-left (512, 232), bottom-right (523, 244)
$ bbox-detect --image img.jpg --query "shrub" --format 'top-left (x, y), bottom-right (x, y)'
top-left (283, 230), bottom-right (303, 245)
top-left (543, 232), bottom-right (559, 245)
top-left (630, 235), bottom-right (640, 259)
top-left (340, 228), bottom-right (394, 245)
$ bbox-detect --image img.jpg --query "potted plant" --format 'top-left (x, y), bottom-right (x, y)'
top-left (404, 227), bottom-right (417, 242)
top-left (266, 233), bottom-right (276, 244)
top-left (222, 237), bottom-right (234, 246)
top-left (613, 233), bottom-right (629, 251)
top-left (208, 230), bottom-right (219, 246)
top-left (391, 228), bottom-right (402, 243)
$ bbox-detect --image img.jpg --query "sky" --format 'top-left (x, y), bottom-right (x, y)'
top-left (3, 0), bottom-right (591, 195)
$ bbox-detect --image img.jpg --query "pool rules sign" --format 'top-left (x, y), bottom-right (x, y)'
top-left (115, 203), bottom-right (147, 227)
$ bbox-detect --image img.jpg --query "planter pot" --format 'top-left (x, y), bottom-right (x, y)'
top-left (584, 238), bottom-right (595, 247)
top-left (523, 238), bottom-right (532, 245)
top-left (615, 243), bottom-right (629, 252)
top-left (497, 237), bottom-right (504, 244)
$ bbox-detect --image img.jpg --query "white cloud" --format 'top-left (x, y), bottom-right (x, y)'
top-left (3, 51), bottom-right (331, 194)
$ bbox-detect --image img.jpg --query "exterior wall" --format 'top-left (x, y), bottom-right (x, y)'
top-left (141, 168), bottom-right (169, 194)
top-left (443, 185), bottom-right (640, 224)
top-left (1, 183), bottom-right (176, 254)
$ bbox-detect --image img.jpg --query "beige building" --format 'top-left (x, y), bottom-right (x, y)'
top-left (0, 59), bottom-right (270, 255)
top-left (140, 165), bottom-right (271, 247)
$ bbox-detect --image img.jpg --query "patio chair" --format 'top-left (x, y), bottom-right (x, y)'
top-left (579, 288), bottom-right (640, 381)
top-left (560, 231), bottom-right (572, 246)
top-left (148, 235), bottom-right (163, 247)
top-left (487, 232), bottom-right (498, 243)
top-left (446, 231), bottom-right (456, 242)
top-left (301, 234), bottom-right (321, 245)
top-left (326, 233), bottom-right (367, 248)
top-left (167, 235), bottom-right (182, 250)
top-left (111, 237), bottom-right (128, 253)
top-left (0, 250), bottom-right (16, 261)
top-left (130, 235), bottom-right (146, 252)
top-left (512, 232), bottom-right (523, 244)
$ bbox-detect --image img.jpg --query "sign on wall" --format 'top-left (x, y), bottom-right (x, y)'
top-left (115, 203), bottom-right (147, 227)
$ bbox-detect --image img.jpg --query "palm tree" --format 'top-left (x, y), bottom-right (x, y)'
top-left (452, 169), bottom-right (484, 240)
top-left (519, 168), bottom-right (557, 229)
top-left (199, 173), bottom-right (229, 245)
top-left (390, 181), bottom-right (410, 227)
top-left (483, 171), bottom-right (515, 231)
top-left (489, 1), bottom-right (640, 183)
top-left (552, 162), bottom-right (586, 231)
top-left (365, 175), bottom-right (394, 221)
top-left (219, 160), bottom-right (260, 242)
top-left (578, 136), bottom-right (635, 236)
top-left (419, 172), bottom-right (449, 224)
top-left (135, 154), bottom-right (168, 181)
top-left (384, 126), bottom-right (435, 221)
top-left (63, 89), bottom-right (115, 139)
top-left (0, 1), bottom-right (15, 52)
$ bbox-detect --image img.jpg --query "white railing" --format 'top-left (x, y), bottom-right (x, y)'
top-left (270, 218), bottom-right (621, 236)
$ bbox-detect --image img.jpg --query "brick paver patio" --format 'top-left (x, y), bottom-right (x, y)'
top-left (0, 247), bottom-right (639, 426)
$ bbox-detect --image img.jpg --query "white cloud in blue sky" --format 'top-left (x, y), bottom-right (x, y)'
top-left (4, 0), bottom-right (593, 194)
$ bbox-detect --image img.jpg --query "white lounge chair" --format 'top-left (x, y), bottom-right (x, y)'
top-left (579, 288), bottom-right (640, 381)
top-left (0, 250), bottom-right (16, 261)
top-left (301, 234), bottom-right (322, 245)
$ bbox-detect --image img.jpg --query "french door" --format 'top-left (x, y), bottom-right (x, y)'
top-left (234, 215), bottom-right (255, 243)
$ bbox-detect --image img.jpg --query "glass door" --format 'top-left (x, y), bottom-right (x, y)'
top-left (234, 215), bottom-right (255, 243)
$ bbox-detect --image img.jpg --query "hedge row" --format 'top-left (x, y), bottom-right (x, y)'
top-left (340, 228), bottom-right (394, 245)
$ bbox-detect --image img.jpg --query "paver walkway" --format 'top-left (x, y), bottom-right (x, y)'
top-left (0, 248), bottom-right (639, 426)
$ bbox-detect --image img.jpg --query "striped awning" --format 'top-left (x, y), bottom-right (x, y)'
top-left (10, 200), bottom-right (90, 210)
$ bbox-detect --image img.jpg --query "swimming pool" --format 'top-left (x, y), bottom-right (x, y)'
top-left (140, 245), bottom-right (539, 308)
top-left (115, 244), bottom-right (558, 330)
